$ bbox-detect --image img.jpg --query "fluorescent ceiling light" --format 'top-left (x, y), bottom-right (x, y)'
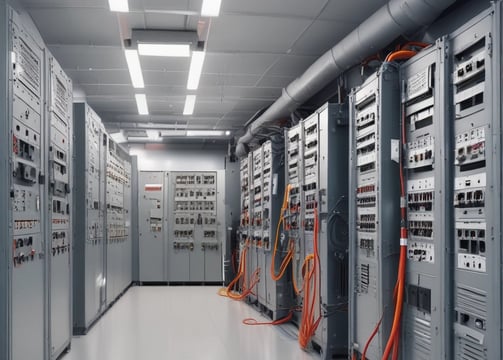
top-left (201, 0), bottom-right (222, 16)
top-left (160, 130), bottom-right (187, 137)
top-left (125, 50), bottom-right (144, 88)
top-left (108, 0), bottom-right (129, 12)
top-left (110, 131), bottom-right (128, 144)
top-left (225, 130), bottom-right (231, 136)
top-left (146, 130), bottom-right (161, 141)
top-left (187, 51), bottom-right (205, 90)
top-left (183, 95), bottom-right (196, 115)
top-left (135, 94), bottom-right (149, 115)
top-left (187, 130), bottom-right (225, 137)
top-left (138, 43), bottom-right (191, 57)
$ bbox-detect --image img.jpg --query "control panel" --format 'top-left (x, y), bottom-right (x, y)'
top-left (286, 124), bottom-right (304, 295)
top-left (401, 41), bottom-right (451, 360)
top-left (349, 66), bottom-right (400, 360)
top-left (48, 53), bottom-right (73, 359)
top-left (450, 8), bottom-right (501, 360)
top-left (170, 172), bottom-right (220, 282)
top-left (9, 12), bottom-right (46, 360)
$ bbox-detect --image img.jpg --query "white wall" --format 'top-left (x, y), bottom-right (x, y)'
top-left (129, 144), bottom-right (227, 171)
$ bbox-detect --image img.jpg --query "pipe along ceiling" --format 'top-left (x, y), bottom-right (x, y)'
top-left (235, 0), bottom-right (456, 157)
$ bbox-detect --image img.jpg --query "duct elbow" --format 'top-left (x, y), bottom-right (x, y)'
top-left (236, 142), bottom-right (248, 158)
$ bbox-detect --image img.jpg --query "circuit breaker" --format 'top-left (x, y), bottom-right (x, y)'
top-left (450, 6), bottom-right (501, 359)
top-left (48, 53), bottom-right (73, 360)
top-left (73, 103), bottom-right (107, 334)
top-left (400, 41), bottom-right (453, 359)
top-left (349, 65), bottom-right (400, 360)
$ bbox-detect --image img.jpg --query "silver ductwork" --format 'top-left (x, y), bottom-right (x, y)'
top-left (235, 0), bottom-right (456, 157)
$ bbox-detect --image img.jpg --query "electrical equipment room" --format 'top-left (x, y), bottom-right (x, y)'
top-left (0, 0), bottom-right (501, 359)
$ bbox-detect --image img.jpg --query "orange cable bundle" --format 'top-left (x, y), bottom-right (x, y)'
top-left (242, 310), bottom-right (294, 326)
top-left (298, 208), bottom-right (322, 349)
top-left (219, 239), bottom-right (261, 301)
top-left (270, 184), bottom-right (295, 281)
top-left (385, 50), bottom-right (417, 62)
top-left (380, 102), bottom-right (409, 360)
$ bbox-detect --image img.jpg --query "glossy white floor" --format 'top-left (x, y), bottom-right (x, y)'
top-left (62, 286), bottom-right (320, 360)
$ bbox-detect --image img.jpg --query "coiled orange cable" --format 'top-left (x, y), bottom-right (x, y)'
top-left (270, 184), bottom-right (295, 281)
top-left (298, 208), bottom-right (322, 349)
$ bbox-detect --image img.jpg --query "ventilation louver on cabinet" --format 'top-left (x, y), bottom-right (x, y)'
top-left (456, 286), bottom-right (487, 319)
top-left (458, 338), bottom-right (487, 360)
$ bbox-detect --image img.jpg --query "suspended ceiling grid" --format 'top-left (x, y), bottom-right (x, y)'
top-left (18, 0), bottom-right (387, 142)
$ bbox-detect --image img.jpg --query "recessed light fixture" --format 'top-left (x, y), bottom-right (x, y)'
top-left (225, 130), bottom-right (231, 136)
top-left (108, 0), bottom-right (129, 12)
top-left (138, 43), bottom-right (191, 57)
top-left (183, 95), bottom-right (196, 115)
top-left (187, 51), bottom-right (206, 90)
top-left (187, 130), bottom-right (226, 137)
top-left (135, 94), bottom-right (149, 115)
top-left (201, 0), bottom-right (222, 17)
top-left (125, 50), bottom-right (144, 88)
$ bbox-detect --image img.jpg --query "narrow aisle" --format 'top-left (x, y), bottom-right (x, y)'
top-left (63, 286), bottom-right (320, 360)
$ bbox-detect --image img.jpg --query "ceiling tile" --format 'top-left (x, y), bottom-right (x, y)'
top-left (140, 56), bottom-right (190, 72)
top-left (255, 75), bottom-right (294, 88)
top-left (66, 69), bottom-right (130, 85)
top-left (265, 54), bottom-right (317, 77)
top-left (80, 84), bottom-right (135, 96)
top-left (144, 86), bottom-right (187, 97)
top-left (143, 71), bottom-right (189, 86)
top-left (195, 86), bottom-right (280, 100)
top-left (28, 8), bottom-right (121, 45)
top-left (319, 0), bottom-right (388, 23)
top-left (199, 73), bottom-right (262, 87)
top-left (48, 45), bottom-right (125, 70)
top-left (232, 99), bottom-right (274, 112)
top-left (87, 99), bottom-right (138, 113)
top-left (124, 13), bottom-right (146, 29)
top-left (207, 15), bottom-right (312, 53)
top-left (222, 0), bottom-right (327, 18)
top-left (204, 53), bottom-right (280, 76)
top-left (290, 20), bottom-right (355, 56)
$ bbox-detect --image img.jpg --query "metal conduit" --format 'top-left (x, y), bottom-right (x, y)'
top-left (235, 0), bottom-right (456, 156)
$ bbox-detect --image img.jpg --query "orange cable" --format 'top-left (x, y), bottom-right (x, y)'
top-left (242, 310), bottom-right (294, 326)
top-left (271, 184), bottom-right (295, 281)
top-left (385, 50), bottom-right (417, 62)
top-left (381, 101), bottom-right (409, 360)
top-left (298, 208), bottom-right (322, 349)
